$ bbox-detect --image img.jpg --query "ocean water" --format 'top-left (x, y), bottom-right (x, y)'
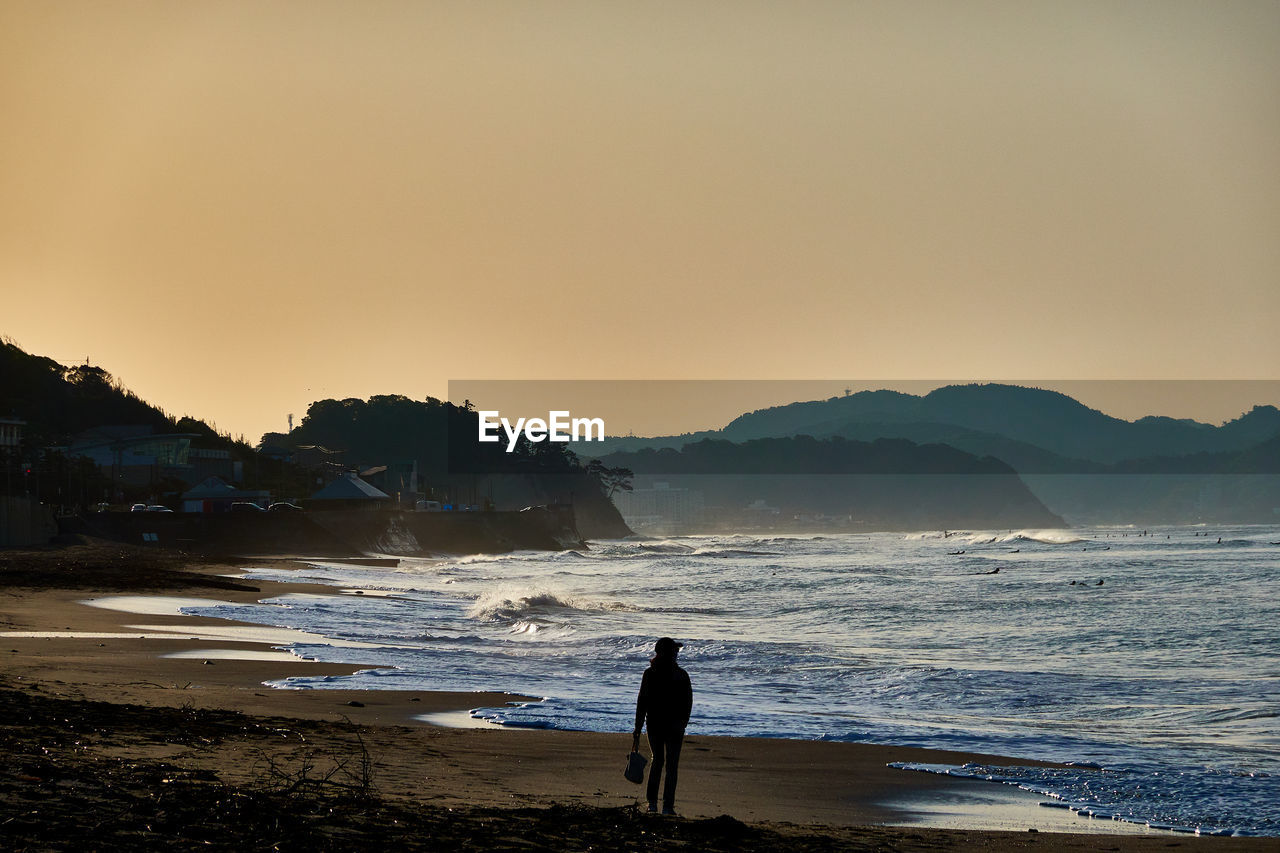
top-left (188, 525), bottom-right (1280, 836)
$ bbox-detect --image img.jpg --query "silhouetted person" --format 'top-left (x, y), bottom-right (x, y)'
top-left (633, 637), bottom-right (693, 815)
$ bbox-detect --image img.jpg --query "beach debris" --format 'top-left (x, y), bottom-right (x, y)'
top-left (1, 685), bottom-right (914, 851)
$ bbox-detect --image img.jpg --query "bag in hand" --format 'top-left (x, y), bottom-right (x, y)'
top-left (623, 750), bottom-right (647, 784)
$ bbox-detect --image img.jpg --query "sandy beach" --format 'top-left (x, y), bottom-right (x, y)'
top-left (1, 541), bottom-right (1272, 851)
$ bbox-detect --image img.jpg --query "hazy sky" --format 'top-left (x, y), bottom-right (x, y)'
top-left (3, 1), bottom-right (1278, 441)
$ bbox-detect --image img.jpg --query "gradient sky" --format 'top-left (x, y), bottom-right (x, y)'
top-left (3, 1), bottom-right (1278, 442)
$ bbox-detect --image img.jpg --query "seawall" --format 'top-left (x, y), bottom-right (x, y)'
top-left (71, 506), bottom-right (585, 557)
top-left (0, 496), bottom-right (58, 547)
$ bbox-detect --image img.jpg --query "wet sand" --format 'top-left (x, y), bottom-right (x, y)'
top-left (0, 542), bottom-right (1272, 850)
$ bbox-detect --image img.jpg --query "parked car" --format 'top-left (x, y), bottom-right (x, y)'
top-left (130, 503), bottom-right (147, 512)
top-left (268, 502), bottom-right (303, 512)
top-left (144, 505), bottom-right (174, 512)
top-left (229, 502), bottom-right (266, 513)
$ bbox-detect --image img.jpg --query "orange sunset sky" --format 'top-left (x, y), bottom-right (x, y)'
top-left (2, 2), bottom-right (1278, 442)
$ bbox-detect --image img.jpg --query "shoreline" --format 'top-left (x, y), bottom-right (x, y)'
top-left (1, 544), bottom-right (1272, 849)
top-left (1, 560), bottom-right (531, 730)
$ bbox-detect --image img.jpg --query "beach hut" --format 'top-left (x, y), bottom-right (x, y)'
top-left (306, 471), bottom-right (392, 510)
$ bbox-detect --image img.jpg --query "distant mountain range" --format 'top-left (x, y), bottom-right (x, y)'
top-left (595, 384), bottom-right (1280, 473)
top-left (586, 383), bottom-right (1280, 526)
top-left (719, 384), bottom-right (1280, 469)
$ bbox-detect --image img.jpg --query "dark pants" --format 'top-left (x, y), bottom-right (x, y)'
top-left (646, 727), bottom-right (685, 808)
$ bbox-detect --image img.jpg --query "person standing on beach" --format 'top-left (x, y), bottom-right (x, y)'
top-left (633, 636), bottom-right (693, 815)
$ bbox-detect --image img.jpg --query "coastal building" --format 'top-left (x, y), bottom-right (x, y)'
top-left (306, 471), bottom-right (391, 510)
top-left (613, 481), bottom-right (705, 532)
top-left (180, 476), bottom-right (271, 513)
top-left (744, 498), bottom-right (781, 517)
top-left (359, 460), bottom-right (420, 505)
top-left (0, 417), bottom-right (24, 450)
top-left (67, 426), bottom-right (198, 487)
top-left (187, 447), bottom-right (242, 484)
top-left (258, 443), bottom-right (350, 487)
top-left (292, 445), bottom-right (348, 485)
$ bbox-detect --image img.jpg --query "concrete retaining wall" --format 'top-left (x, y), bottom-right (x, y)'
top-left (0, 496), bottom-right (57, 547)
top-left (78, 506), bottom-right (585, 557)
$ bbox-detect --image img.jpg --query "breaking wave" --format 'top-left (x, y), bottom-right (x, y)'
top-left (904, 529), bottom-right (1084, 545)
top-left (690, 547), bottom-right (776, 558)
top-left (466, 588), bottom-right (632, 623)
top-left (998, 529), bottom-right (1087, 545)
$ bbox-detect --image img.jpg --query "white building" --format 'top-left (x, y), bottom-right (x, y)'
top-left (0, 417), bottom-right (24, 450)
